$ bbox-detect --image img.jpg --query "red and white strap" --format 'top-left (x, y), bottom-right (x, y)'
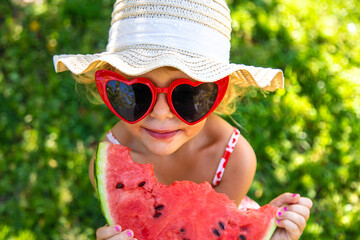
top-left (212, 128), bottom-right (241, 187)
top-left (106, 131), bottom-right (120, 145)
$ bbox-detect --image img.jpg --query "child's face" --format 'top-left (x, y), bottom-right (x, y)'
top-left (120, 67), bottom-right (207, 156)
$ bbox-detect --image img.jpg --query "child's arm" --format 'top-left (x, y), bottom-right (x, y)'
top-left (270, 193), bottom-right (313, 240)
top-left (210, 125), bottom-right (312, 240)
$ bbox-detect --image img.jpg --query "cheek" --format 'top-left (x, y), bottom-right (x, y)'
top-left (123, 122), bottom-right (143, 137)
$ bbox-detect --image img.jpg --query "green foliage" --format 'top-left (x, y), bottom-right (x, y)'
top-left (0, 0), bottom-right (359, 239)
top-left (227, 0), bottom-right (360, 239)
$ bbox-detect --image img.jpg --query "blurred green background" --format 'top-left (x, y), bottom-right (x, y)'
top-left (1, 0), bottom-right (359, 239)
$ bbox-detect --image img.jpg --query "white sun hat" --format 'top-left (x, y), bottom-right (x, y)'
top-left (53, 0), bottom-right (284, 90)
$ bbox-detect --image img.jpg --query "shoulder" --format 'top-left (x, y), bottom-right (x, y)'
top-left (222, 128), bottom-right (257, 182)
top-left (204, 115), bottom-right (257, 177)
top-left (209, 118), bottom-right (257, 205)
top-left (232, 134), bottom-right (257, 166)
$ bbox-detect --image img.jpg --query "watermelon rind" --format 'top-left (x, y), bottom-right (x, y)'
top-left (262, 217), bottom-right (277, 240)
top-left (95, 142), bottom-right (115, 226)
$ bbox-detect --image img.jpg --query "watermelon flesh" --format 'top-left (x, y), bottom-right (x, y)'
top-left (95, 142), bottom-right (278, 240)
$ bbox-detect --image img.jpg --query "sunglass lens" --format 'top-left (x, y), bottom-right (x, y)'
top-left (106, 81), bottom-right (152, 122)
top-left (172, 83), bottom-right (218, 123)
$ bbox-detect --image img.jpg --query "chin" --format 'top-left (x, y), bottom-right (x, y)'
top-left (150, 148), bottom-right (178, 156)
top-left (146, 142), bottom-right (181, 156)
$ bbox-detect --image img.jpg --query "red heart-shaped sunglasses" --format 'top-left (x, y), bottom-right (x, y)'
top-left (95, 70), bottom-right (229, 125)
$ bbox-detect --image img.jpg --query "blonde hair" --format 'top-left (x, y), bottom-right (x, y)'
top-left (73, 65), bottom-right (248, 116)
top-left (215, 73), bottom-right (249, 115)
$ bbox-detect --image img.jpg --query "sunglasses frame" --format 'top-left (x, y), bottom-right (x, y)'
top-left (95, 70), bottom-right (229, 125)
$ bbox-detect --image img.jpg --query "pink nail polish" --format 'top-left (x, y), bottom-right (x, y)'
top-left (283, 206), bottom-right (287, 211)
top-left (292, 193), bottom-right (298, 197)
top-left (277, 220), bottom-right (280, 224)
top-left (115, 226), bottom-right (120, 232)
top-left (127, 230), bottom-right (133, 237)
top-left (278, 211), bottom-right (282, 216)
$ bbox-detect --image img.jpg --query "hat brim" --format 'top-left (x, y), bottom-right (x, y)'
top-left (53, 46), bottom-right (283, 91)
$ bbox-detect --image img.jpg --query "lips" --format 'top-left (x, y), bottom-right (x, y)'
top-left (144, 128), bottom-right (180, 140)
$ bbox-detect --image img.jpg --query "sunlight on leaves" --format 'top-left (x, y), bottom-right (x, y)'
top-left (22, 128), bottom-right (38, 153)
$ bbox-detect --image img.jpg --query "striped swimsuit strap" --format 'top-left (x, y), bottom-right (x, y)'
top-left (211, 128), bottom-right (240, 187)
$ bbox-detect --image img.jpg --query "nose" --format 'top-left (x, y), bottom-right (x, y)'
top-left (149, 93), bottom-right (175, 121)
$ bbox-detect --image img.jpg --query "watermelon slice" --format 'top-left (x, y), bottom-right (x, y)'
top-left (95, 142), bottom-right (278, 240)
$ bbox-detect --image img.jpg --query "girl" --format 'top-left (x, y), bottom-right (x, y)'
top-left (53, 0), bottom-right (312, 239)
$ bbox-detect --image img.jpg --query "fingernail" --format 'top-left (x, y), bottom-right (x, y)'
top-left (277, 220), bottom-right (280, 224)
top-left (278, 211), bottom-right (282, 216)
top-left (115, 226), bottom-right (120, 232)
top-left (283, 206), bottom-right (287, 211)
top-left (127, 230), bottom-right (133, 237)
top-left (292, 193), bottom-right (298, 197)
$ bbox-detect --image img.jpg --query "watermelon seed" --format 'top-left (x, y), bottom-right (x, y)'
top-left (180, 228), bottom-right (186, 232)
top-left (154, 212), bottom-right (162, 218)
top-left (138, 181), bottom-right (146, 187)
top-left (213, 229), bottom-right (221, 237)
top-left (239, 235), bottom-right (246, 240)
top-left (116, 183), bottom-right (124, 189)
top-left (155, 204), bottom-right (164, 210)
top-left (219, 222), bottom-right (225, 230)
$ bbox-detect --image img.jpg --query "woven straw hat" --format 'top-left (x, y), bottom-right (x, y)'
top-left (53, 0), bottom-right (283, 90)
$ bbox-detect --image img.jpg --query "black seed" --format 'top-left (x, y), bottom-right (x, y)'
top-left (155, 204), bottom-right (164, 210)
top-left (116, 183), bottom-right (124, 189)
top-left (154, 212), bottom-right (162, 218)
top-left (219, 222), bottom-right (225, 230)
top-left (180, 228), bottom-right (186, 232)
top-left (213, 229), bottom-right (221, 237)
top-left (239, 235), bottom-right (246, 240)
top-left (138, 181), bottom-right (146, 187)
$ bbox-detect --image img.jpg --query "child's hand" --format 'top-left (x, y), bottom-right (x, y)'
top-left (96, 224), bottom-right (137, 240)
top-left (269, 193), bottom-right (312, 240)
